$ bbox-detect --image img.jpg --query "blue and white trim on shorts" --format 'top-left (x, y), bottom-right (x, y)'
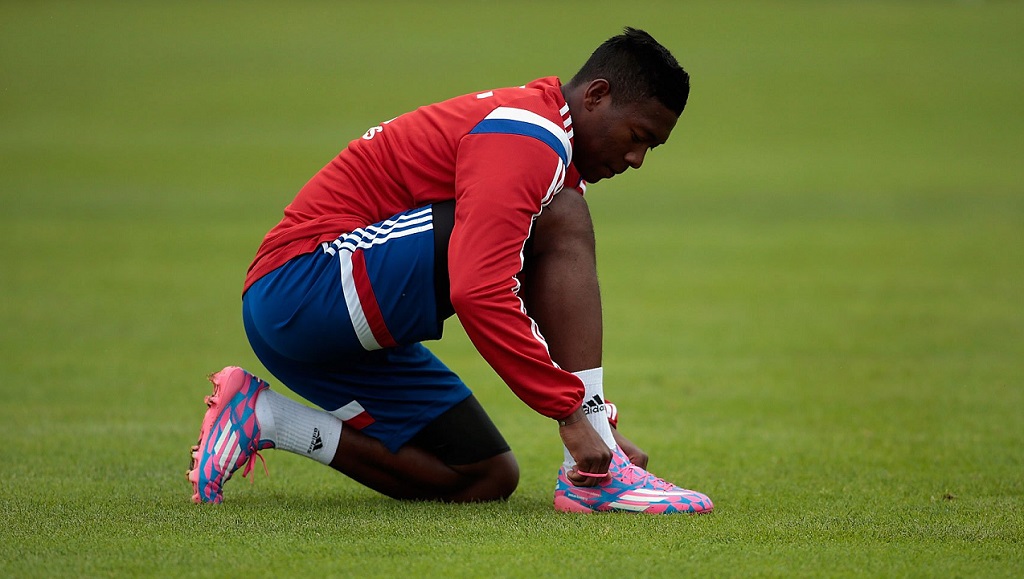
top-left (242, 203), bottom-right (471, 452)
top-left (320, 206), bottom-right (434, 257)
top-left (320, 206), bottom-right (434, 351)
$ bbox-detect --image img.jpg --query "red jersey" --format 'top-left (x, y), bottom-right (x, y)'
top-left (244, 76), bottom-right (587, 419)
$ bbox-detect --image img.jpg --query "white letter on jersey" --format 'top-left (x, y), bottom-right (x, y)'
top-left (361, 126), bottom-right (383, 140)
top-left (361, 117), bottom-right (398, 141)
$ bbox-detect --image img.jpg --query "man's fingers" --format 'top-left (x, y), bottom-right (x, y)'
top-left (567, 470), bottom-right (598, 486)
top-left (567, 467), bottom-right (609, 487)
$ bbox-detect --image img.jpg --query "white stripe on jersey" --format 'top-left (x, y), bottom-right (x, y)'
top-left (508, 157), bottom-right (570, 362)
top-left (560, 103), bottom-right (574, 140)
top-left (482, 106), bottom-right (573, 165)
top-left (542, 160), bottom-right (565, 206)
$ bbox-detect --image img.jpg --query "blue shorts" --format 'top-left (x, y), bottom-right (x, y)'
top-left (242, 205), bottom-right (472, 452)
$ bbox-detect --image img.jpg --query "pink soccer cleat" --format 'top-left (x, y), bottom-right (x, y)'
top-left (187, 366), bottom-right (273, 504)
top-left (554, 446), bottom-right (713, 514)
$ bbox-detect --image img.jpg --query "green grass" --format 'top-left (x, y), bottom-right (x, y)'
top-left (2, 1), bottom-right (1022, 576)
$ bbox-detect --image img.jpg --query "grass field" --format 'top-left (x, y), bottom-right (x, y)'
top-left (2, 1), bottom-right (1022, 576)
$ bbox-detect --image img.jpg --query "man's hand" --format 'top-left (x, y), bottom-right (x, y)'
top-left (612, 427), bottom-right (649, 470)
top-left (558, 409), bottom-right (612, 486)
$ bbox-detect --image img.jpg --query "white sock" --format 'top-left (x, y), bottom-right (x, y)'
top-left (563, 367), bottom-right (616, 470)
top-left (255, 388), bottom-right (343, 466)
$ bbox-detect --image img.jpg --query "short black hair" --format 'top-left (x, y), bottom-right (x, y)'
top-left (567, 27), bottom-right (690, 115)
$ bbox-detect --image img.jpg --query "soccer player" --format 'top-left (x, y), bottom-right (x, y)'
top-left (188, 27), bottom-right (713, 514)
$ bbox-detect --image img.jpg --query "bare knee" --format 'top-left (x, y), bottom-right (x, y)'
top-left (485, 451), bottom-right (521, 500)
top-left (529, 190), bottom-right (595, 258)
top-left (450, 451), bottom-right (520, 502)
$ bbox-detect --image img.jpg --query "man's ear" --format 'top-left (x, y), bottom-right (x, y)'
top-left (582, 79), bottom-right (611, 111)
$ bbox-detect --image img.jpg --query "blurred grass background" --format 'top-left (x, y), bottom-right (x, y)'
top-left (1, 1), bottom-right (1022, 576)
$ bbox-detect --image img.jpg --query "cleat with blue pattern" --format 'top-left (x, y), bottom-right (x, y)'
top-left (186, 367), bottom-right (273, 504)
top-left (554, 446), bottom-right (713, 514)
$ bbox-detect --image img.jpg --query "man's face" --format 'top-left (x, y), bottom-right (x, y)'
top-left (572, 81), bottom-right (679, 184)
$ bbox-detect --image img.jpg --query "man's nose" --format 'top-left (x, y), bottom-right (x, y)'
top-left (625, 148), bottom-right (646, 169)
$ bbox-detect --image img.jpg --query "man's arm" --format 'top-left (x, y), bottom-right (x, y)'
top-left (449, 133), bottom-right (585, 418)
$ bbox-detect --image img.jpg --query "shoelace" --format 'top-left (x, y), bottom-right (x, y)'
top-left (240, 446), bottom-right (269, 483)
top-left (617, 463), bottom-right (677, 491)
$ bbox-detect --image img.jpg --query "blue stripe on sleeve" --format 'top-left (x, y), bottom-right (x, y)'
top-left (469, 119), bottom-right (569, 166)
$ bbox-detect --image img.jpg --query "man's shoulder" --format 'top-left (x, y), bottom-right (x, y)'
top-left (421, 76), bottom-right (565, 126)
top-left (485, 76), bottom-right (565, 118)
